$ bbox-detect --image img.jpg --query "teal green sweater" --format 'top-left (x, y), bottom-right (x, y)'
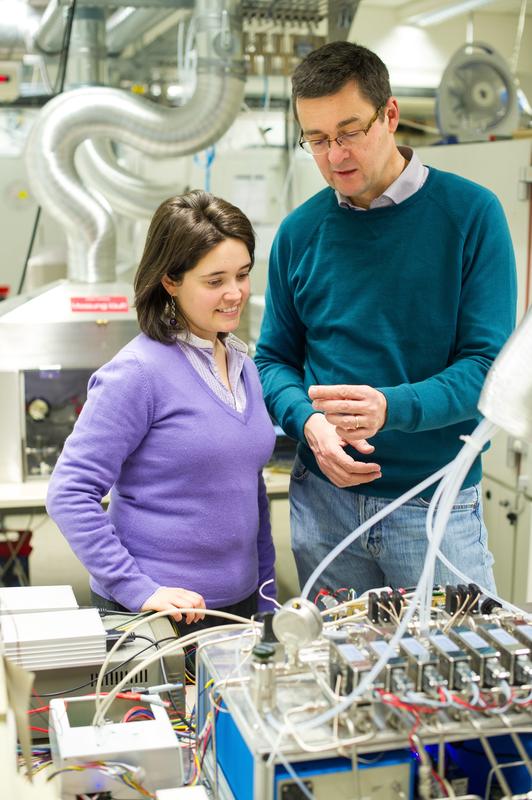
top-left (255, 167), bottom-right (517, 497)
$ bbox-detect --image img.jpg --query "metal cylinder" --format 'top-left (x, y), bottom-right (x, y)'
top-left (272, 598), bottom-right (323, 649)
top-left (0, 1), bottom-right (40, 57)
top-left (250, 643), bottom-right (276, 712)
top-left (66, 7), bottom-right (107, 88)
top-left (106, 7), bottom-right (171, 56)
top-left (33, 0), bottom-right (65, 55)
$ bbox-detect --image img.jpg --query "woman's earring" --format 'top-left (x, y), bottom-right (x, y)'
top-left (169, 296), bottom-right (177, 327)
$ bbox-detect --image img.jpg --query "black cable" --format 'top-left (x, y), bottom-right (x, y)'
top-left (159, 648), bottom-right (195, 733)
top-left (95, 609), bottom-right (147, 617)
top-left (53, 0), bottom-right (77, 96)
top-left (17, 0), bottom-right (77, 296)
top-left (17, 207), bottom-right (41, 295)
top-left (35, 636), bottom-right (177, 698)
top-left (130, 634), bottom-right (155, 645)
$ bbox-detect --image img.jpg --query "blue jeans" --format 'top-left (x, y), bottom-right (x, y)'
top-left (289, 455), bottom-right (496, 600)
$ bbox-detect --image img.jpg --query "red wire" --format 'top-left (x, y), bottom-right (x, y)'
top-left (122, 706), bottom-right (155, 723)
top-left (313, 589), bottom-right (331, 605)
top-left (377, 689), bottom-right (439, 716)
top-left (431, 767), bottom-right (449, 797)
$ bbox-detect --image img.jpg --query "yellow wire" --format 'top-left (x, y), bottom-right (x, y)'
top-left (191, 753), bottom-right (202, 785)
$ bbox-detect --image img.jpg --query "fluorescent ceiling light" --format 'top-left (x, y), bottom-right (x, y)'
top-left (403, 0), bottom-right (495, 26)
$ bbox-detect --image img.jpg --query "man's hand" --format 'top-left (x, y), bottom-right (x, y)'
top-left (303, 413), bottom-right (381, 488)
top-left (141, 587), bottom-right (206, 624)
top-left (309, 384), bottom-right (387, 445)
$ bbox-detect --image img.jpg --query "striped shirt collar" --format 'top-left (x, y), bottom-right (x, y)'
top-left (174, 329), bottom-right (248, 354)
top-left (174, 329), bottom-right (248, 412)
top-left (336, 146), bottom-right (428, 211)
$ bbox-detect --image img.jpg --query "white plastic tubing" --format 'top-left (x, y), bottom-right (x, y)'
top-left (24, 0), bottom-right (245, 283)
top-left (300, 417), bottom-right (529, 732)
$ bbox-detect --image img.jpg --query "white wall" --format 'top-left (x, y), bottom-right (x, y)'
top-left (351, 5), bottom-right (532, 99)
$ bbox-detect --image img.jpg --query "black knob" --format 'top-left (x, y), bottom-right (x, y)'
top-left (254, 611), bottom-right (278, 643)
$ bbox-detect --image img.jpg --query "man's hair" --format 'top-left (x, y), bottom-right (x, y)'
top-left (292, 41), bottom-right (391, 120)
top-left (134, 190), bottom-right (255, 343)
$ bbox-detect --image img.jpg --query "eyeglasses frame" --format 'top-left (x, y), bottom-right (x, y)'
top-left (298, 104), bottom-right (385, 155)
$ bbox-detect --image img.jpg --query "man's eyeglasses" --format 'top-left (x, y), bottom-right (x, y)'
top-left (299, 105), bottom-right (384, 156)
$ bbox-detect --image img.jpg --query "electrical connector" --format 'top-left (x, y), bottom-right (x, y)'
top-left (467, 583), bottom-right (481, 613)
top-left (368, 591), bottom-right (379, 623)
top-left (105, 628), bottom-right (136, 650)
top-left (445, 585), bottom-right (461, 615)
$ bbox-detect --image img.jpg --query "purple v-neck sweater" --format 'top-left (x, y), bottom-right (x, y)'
top-left (46, 333), bottom-right (277, 612)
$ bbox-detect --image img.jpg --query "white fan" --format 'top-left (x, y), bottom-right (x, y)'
top-left (436, 42), bottom-right (519, 142)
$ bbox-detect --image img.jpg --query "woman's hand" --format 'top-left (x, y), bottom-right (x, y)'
top-left (141, 587), bottom-right (206, 624)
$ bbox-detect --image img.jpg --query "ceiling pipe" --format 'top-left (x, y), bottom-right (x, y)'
top-left (0, 0), bottom-right (40, 57)
top-left (33, 0), bottom-right (66, 55)
top-left (106, 7), bottom-right (174, 55)
top-left (25, 0), bottom-right (246, 284)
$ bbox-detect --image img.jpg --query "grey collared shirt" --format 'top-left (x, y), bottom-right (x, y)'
top-left (175, 330), bottom-right (248, 412)
top-left (336, 146), bottom-right (428, 211)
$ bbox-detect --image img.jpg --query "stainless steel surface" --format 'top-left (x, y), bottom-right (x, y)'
top-left (0, 372), bottom-right (24, 484)
top-left (0, 279), bottom-right (138, 482)
top-left (0, 280), bottom-right (138, 369)
top-left (272, 597), bottom-right (323, 648)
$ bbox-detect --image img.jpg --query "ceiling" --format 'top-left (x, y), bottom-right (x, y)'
top-left (25, 0), bottom-right (531, 17)
top-left (364, 0), bottom-right (531, 17)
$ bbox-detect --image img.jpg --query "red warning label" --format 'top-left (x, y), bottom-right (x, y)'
top-left (70, 296), bottom-right (129, 313)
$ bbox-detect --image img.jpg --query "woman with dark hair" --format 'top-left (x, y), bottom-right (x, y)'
top-left (47, 190), bottom-right (277, 632)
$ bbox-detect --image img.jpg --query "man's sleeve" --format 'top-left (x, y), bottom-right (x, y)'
top-left (255, 227), bottom-right (315, 442)
top-left (380, 194), bottom-right (517, 432)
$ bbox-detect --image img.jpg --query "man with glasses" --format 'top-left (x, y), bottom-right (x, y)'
top-left (255, 41), bottom-right (516, 600)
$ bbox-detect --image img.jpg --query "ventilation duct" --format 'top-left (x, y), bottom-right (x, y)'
top-left (25, 0), bottom-right (245, 284)
top-left (106, 7), bottom-right (177, 56)
top-left (67, 6), bottom-right (107, 87)
top-left (0, 0), bottom-right (40, 57)
top-left (33, 0), bottom-right (65, 55)
top-left (76, 139), bottom-right (182, 220)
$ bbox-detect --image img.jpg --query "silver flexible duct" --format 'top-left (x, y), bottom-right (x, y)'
top-left (0, 1), bottom-right (39, 56)
top-left (76, 139), bottom-right (183, 219)
top-left (81, 6), bottom-right (195, 221)
top-left (25, 0), bottom-right (245, 284)
top-left (106, 7), bottom-right (173, 55)
top-left (5, 0), bottom-right (190, 58)
top-left (33, 0), bottom-right (65, 55)
top-left (67, 6), bottom-right (106, 87)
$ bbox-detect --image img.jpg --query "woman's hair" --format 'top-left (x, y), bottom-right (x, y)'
top-left (134, 190), bottom-right (255, 343)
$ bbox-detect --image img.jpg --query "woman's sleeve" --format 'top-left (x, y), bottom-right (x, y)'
top-left (46, 352), bottom-right (160, 610)
top-left (256, 471), bottom-right (277, 612)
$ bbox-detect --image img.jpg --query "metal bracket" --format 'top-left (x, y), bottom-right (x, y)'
top-left (518, 165), bottom-right (532, 200)
top-left (507, 435), bottom-right (530, 493)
